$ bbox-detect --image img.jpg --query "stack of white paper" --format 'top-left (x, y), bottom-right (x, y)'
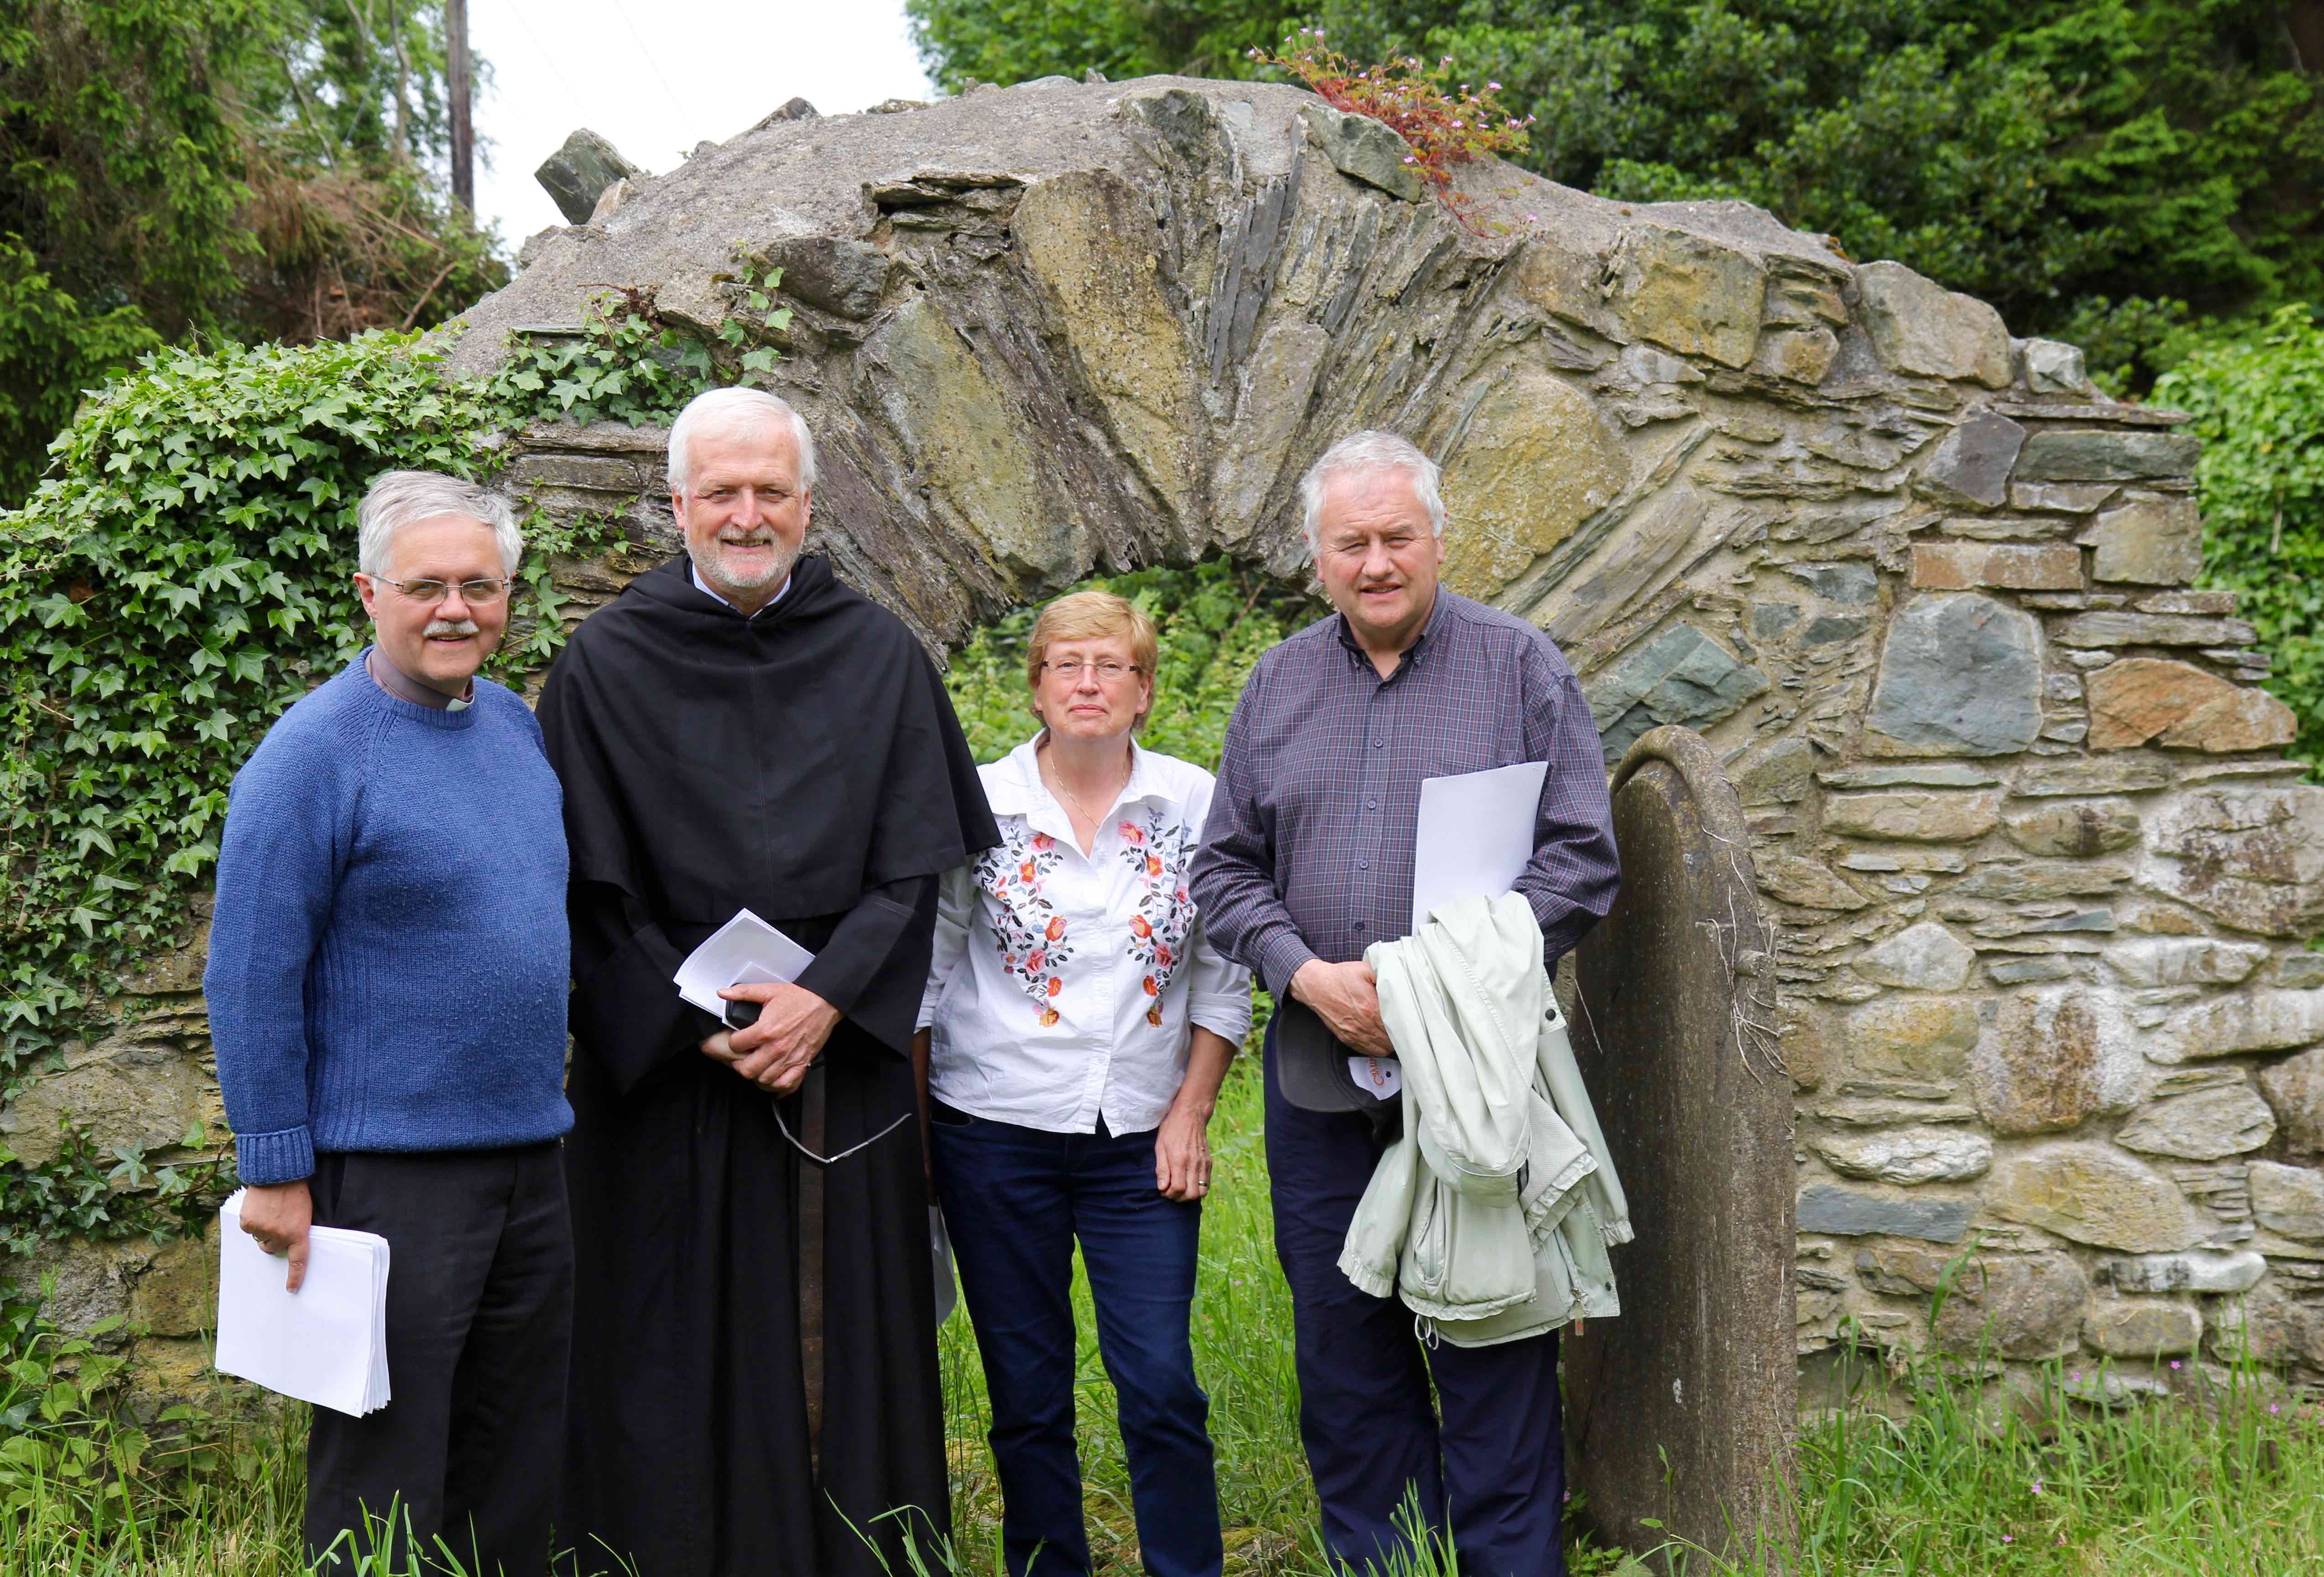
top-left (215, 1191), bottom-right (392, 1417)
top-left (673, 908), bottom-right (818, 1017)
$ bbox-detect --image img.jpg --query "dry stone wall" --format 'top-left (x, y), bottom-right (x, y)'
top-left (14, 74), bottom-right (2324, 1406)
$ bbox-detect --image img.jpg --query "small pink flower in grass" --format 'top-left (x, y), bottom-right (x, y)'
top-left (1488, 81), bottom-right (1503, 91)
top-left (2170, 1359), bottom-right (2182, 1370)
top-left (2069, 1371), bottom-right (2082, 1382)
top-left (2272, 1403), bottom-right (2282, 1414)
top-left (2031, 1479), bottom-right (2044, 1494)
top-left (2002, 1535), bottom-right (2014, 1545)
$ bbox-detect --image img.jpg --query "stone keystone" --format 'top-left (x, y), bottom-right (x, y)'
top-left (1853, 261), bottom-right (2011, 387)
top-left (536, 129), bottom-right (645, 225)
top-left (1989, 1143), bottom-right (2202, 1252)
top-left (1298, 102), bottom-right (1424, 200)
top-left (1865, 594), bottom-right (2043, 757)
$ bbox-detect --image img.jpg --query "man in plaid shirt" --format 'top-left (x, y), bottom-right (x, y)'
top-left (1190, 430), bottom-right (1620, 1577)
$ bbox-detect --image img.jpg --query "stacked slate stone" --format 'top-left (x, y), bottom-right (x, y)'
top-left (13, 75), bottom-right (2324, 1406)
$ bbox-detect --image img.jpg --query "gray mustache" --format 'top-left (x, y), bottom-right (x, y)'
top-left (425, 618), bottom-right (480, 638)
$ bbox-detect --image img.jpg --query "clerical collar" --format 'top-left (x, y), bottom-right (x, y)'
top-left (690, 561), bottom-right (793, 618)
top-left (365, 645), bottom-right (471, 711)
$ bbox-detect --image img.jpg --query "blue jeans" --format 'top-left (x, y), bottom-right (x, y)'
top-left (930, 1103), bottom-right (1223, 1577)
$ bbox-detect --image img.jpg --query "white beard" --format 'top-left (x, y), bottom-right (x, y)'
top-left (687, 534), bottom-right (797, 595)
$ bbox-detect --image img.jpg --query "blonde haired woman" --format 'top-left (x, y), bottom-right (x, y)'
top-left (915, 590), bottom-right (1251, 1577)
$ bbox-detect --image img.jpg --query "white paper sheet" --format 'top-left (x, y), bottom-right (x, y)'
top-left (1411, 761), bottom-right (1551, 932)
top-left (1347, 1055), bottom-right (1403, 1101)
top-left (673, 908), bottom-right (819, 1018)
top-left (214, 1191), bottom-right (391, 1417)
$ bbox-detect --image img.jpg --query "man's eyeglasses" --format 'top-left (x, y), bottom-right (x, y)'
top-left (1042, 659), bottom-right (1143, 683)
top-left (368, 576), bottom-right (513, 604)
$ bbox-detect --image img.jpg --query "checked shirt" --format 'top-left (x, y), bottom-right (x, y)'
top-left (1188, 589), bottom-right (1621, 998)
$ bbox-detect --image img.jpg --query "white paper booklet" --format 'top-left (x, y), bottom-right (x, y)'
top-left (214, 1191), bottom-right (391, 1417)
top-left (1411, 761), bottom-right (1551, 932)
top-left (673, 908), bottom-right (819, 1018)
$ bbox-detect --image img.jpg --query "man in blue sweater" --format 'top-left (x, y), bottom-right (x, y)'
top-left (205, 470), bottom-right (574, 1576)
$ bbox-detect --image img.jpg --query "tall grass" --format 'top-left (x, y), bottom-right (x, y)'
top-left (5, 1061), bottom-right (2323, 1575)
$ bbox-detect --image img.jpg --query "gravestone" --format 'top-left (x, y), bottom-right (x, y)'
top-left (1566, 726), bottom-right (1794, 1572)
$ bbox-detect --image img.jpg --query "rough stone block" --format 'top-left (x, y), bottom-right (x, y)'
top-left (2012, 481), bottom-right (2118, 514)
top-left (2098, 1248), bottom-right (2265, 1294)
top-left (1865, 594), bottom-right (2043, 757)
top-left (1989, 1143), bottom-right (2203, 1251)
top-left (1585, 623), bottom-right (1766, 763)
top-left (1298, 102), bottom-right (1424, 200)
top-left (1748, 325), bottom-right (1838, 384)
top-left (1797, 1183), bottom-right (1973, 1242)
top-left (1439, 369), bottom-right (1628, 601)
top-left (535, 128), bottom-right (645, 225)
top-left (1846, 997), bottom-right (1980, 1081)
top-left (2159, 689), bottom-right (2300, 754)
top-left (2086, 659), bottom-right (2237, 749)
top-left (2103, 938), bottom-right (2268, 988)
top-left (2013, 429), bottom-right (2203, 484)
top-left (1855, 922), bottom-right (1976, 990)
top-left (1910, 541), bottom-right (2081, 590)
top-left (2153, 989), bottom-right (2324, 1062)
top-left (2002, 800), bottom-right (2141, 858)
top-left (1600, 224), bottom-right (1766, 370)
top-left (2082, 1298), bottom-right (2200, 1357)
top-left (128, 1230), bottom-right (215, 1337)
top-left (1801, 613), bottom-right (1869, 645)
top-left (2282, 954), bottom-right (2324, 988)
top-left (1854, 260), bottom-right (2010, 387)
top-left (2250, 1161), bottom-right (2324, 1239)
top-left (1758, 856), bottom-right (1872, 911)
top-left (1825, 788), bottom-right (2004, 843)
top-left (2057, 612), bottom-right (2256, 648)
top-left (2143, 786), bottom-right (2324, 938)
top-left (2020, 339), bottom-right (2094, 396)
top-left (2012, 758), bottom-right (2174, 796)
top-left (1811, 1125), bottom-right (1992, 1185)
top-left (2259, 1046), bottom-right (2324, 1154)
top-left (760, 235), bottom-right (893, 320)
top-left (1971, 987), bottom-right (2139, 1134)
top-left (1733, 736), bottom-right (1816, 806)
top-left (1933, 1253), bottom-right (2089, 1359)
top-left (1783, 562), bottom-right (1880, 604)
top-left (0, 1037), bottom-right (219, 1170)
top-left (2115, 1083), bottom-right (2278, 1160)
top-left (2084, 496), bottom-right (2203, 585)
top-left (1917, 412), bottom-right (2026, 508)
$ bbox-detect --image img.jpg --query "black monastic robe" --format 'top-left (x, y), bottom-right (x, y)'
top-left (536, 554), bottom-right (998, 1577)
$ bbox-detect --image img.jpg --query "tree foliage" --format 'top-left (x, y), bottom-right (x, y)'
top-left (907, 0), bottom-right (2324, 387)
top-left (2154, 306), bottom-right (2324, 772)
top-left (0, 0), bottom-right (504, 507)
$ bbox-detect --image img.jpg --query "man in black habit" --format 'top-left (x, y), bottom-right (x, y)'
top-left (537, 386), bottom-right (998, 1577)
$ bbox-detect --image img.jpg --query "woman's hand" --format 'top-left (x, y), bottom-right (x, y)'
top-left (1154, 1095), bottom-right (1214, 1202)
top-left (1155, 1025), bottom-right (1236, 1202)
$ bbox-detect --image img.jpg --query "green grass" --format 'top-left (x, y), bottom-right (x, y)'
top-left (5, 1062), bottom-right (2324, 1575)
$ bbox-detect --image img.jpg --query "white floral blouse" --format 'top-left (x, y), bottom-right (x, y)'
top-left (919, 734), bottom-right (1254, 1135)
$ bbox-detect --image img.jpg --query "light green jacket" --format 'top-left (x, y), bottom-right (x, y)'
top-left (1337, 892), bottom-right (1632, 1347)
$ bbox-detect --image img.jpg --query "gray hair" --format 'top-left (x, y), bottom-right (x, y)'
top-left (356, 470), bottom-right (522, 577)
top-left (1297, 429), bottom-right (1447, 554)
top-left (667, 386), bottom-right (819, 493)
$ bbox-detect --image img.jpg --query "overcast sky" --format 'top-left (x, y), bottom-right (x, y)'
top-left (469, 0), bottom-right (935, 247)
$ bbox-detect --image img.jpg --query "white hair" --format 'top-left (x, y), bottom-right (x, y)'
top-left (1297, 429), bottom-right (1447, 554)
top-left (356, 470), bottom-right (522, 577)
top-left (667, 386), bottom-right (819, 493)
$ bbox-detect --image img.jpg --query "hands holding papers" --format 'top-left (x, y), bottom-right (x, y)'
top-left (677, 909), bottom-right (836, 1096)
top-left (215, 1190), bottom-right (391, 1417)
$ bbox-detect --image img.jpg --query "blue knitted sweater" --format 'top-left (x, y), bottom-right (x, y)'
top-left (205, 654), bottom-right (573, 1185)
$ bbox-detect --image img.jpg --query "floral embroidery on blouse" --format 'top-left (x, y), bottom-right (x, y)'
top-left (1117, 808), bottom-right (1198, 1027)
top-left (974, 824), bottom-right (1074, 1026)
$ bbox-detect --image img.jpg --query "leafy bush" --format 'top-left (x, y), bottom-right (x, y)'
top-left (2154, 306), bottom-right (2324, 773)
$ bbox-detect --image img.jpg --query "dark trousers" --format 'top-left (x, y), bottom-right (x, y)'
top-left (930, 1102), bottom-right (1223, 1577)
top-left (1263, 1029), bottom-right (1566, 1577)
top-left (306, 1144), bottom-right (574, 1577)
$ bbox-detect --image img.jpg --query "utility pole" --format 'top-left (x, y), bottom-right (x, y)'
top-left (447, 0), bottom-right (474, 211)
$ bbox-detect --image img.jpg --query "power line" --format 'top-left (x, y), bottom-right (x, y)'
top-left (602, 0), bottom-right (703, 146)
